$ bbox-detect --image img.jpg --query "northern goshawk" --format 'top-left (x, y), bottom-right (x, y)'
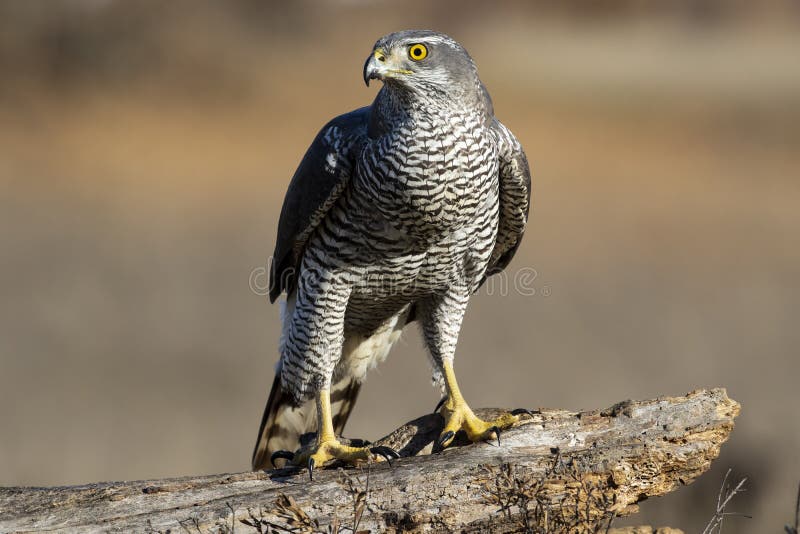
top-left (252, 30), bottom-right (531, 475)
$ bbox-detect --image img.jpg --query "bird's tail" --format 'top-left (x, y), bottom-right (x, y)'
top-left (251, 294), bottom-right (362, 470)
top-left (251, 371), bottom-right (361, 471)
top-left (251, 295), bottom-right (407, 471)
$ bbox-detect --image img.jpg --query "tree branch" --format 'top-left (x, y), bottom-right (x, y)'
top-left (0, 388), bottom-right (739, 533)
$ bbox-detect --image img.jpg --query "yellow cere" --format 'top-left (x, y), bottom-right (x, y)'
top-left (408, 43), bottom-right (428, 61)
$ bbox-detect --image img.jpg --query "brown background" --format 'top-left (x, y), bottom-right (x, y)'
top-left (1, 1), bottom-right (798, 531)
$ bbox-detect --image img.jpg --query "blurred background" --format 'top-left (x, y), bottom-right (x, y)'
top-left (1, 0), bottom-right (798, 531)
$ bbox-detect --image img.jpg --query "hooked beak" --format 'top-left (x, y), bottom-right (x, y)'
top-left (363, 49), bottom-right (386, 87)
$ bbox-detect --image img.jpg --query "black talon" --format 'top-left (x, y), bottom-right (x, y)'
top-left (438, 430), bottom-right (455, 448)
top-left (307, 457), bottom-right (315, 481)
top-left (370, 446), bottom-right (400, 465)
top-left (433, 396), bottom-right (448, 414)
top-left (511, 408), bottom-right (535, 417)
top-left (490, 426), bottom-right (501, 446)
top-left (270, 450), bottom-right (295, 467)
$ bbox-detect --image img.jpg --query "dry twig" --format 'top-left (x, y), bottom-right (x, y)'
top-left (700, 468), bottom-right (750, 534)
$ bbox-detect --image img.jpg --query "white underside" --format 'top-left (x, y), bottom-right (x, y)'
top-left (279, 293), bottom-right (407, 386)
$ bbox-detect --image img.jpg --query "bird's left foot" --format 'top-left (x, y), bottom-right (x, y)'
top-left (436, 360), bottom-right (533, 448)
top-left (437, 398), bottom-right (532, 448)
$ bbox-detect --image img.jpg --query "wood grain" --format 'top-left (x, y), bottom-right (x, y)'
top-left (0, 389), bottom-right (738, 533)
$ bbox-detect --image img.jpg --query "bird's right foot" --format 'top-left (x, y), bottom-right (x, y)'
top-left (271, 439), bottom-right (399, 480)
top-left (269, 388), bottom-right (399, 479)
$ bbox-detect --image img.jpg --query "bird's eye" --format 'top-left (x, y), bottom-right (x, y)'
top-left (408, 44), bottom-right (428, 61)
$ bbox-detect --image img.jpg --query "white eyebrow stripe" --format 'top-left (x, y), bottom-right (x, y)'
top-left (397, 35), bottom-right (459, 50)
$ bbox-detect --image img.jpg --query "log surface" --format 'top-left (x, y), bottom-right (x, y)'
top-left (0, 388), bottom-right (739, 533)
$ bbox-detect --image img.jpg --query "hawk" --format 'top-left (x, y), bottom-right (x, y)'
top-left (252, 30), bottom-right (531, 475)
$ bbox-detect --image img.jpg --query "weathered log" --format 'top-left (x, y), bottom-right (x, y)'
top-left (0, 389), bottom-right (738, 533)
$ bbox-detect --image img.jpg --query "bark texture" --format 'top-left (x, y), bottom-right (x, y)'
top-left (0, 388), bottom-right (739, 533)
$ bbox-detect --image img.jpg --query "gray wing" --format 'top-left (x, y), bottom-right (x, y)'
top-left (485, 118), bottom-right (532, 278)
top-left (269, 107), bottom-right (370, 302)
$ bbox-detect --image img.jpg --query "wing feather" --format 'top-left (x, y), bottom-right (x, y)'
top-left (486, 119), bottom-right (532, 278)
top-left (269, 107), bottom-right (370, 302)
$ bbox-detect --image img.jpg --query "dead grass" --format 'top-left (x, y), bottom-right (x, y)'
top-left (480, 457), bottom-right (617, 533)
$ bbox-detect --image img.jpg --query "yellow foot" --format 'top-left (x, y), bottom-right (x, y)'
top-left (436, 360), bottom-right (533, 449)
top-left (437, 399), bottom-right (532, 448)
top-left (269, 389), bottom-right (400, 479)
top-left (271, 439), bottom-right (399, 480)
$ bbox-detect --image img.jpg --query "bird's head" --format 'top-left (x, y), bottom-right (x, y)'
top-left (363, 30), bottom-right (480, 98)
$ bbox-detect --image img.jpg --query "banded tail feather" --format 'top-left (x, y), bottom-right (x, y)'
top-left (251, 372), bottom-right (361, 470)
top-left (251, 295), bottom-right (410, 470)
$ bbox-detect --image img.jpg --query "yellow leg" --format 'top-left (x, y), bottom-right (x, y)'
top-left (281, 389), bottom-right (398, 478)
top-left (437, 360), bottom-right (522, 447)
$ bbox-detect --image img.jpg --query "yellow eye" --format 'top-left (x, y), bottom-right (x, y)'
top-left (408, 43), bottom-right (428, 61)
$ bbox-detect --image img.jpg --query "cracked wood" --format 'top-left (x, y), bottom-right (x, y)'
top-left (0, 388), bottom-right (739, 533)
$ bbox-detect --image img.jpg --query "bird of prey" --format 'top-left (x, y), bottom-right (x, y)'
top-left (252, 30), bottom-right (531, 475)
